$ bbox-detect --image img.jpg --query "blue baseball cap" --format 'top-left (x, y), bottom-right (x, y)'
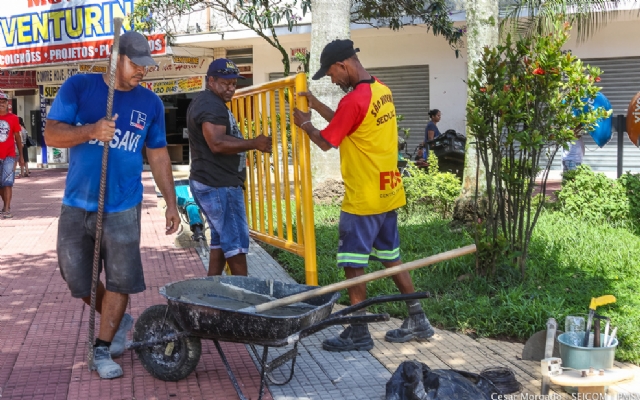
top-left (207, 58), bottom-right (245, 79)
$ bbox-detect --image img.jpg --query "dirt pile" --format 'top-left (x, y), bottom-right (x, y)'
top-left (313, 179), bottom-right (345, 205)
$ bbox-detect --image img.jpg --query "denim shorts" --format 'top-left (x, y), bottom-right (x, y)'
top-left (337, 210), bottom-right (401, 268)
top-left (189, 180), bottom-right (249, 259)
top-left (57, 204), bottom-right (145, 298)
top-left (0, 157), bottom-right (15, 187)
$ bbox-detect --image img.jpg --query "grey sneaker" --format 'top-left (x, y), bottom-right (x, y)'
top-left (322, 324), bottom-right (374, 352)
top-left (92, 346), bottom-right (123, 379)
top-left (109, 313), bottom-right (133, 358)
top-left (385, 313), bottom-right (435, 343)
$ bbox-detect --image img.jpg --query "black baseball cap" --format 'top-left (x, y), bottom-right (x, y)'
top-left (119, 31), bottom-right (157, 67)
top-left (312, 39), bottom-right (360, 80)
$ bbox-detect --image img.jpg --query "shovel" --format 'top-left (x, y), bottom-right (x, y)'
top-left (238, 244), bottom-right (476, 314)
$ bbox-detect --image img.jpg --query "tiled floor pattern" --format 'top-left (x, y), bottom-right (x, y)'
top-left (1, 169), bottom-right (639, 400)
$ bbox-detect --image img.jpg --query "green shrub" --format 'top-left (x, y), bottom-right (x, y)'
top-left (619, 172), bottom-right (640, 225)
top-left (402, 153), bottom-right (461, 218)
top-left (557, 165), bottom-right (629, 224)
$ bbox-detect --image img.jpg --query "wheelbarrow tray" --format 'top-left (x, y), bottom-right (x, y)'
top-left (160, 276), bottom-right (340, 345)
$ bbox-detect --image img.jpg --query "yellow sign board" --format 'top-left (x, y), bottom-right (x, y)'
top-left (141, 76), bottom-right (205, 96)
top-left (43, 85), bottom-right (60, 99)
top-left (172, 56), bottom-right (200, 65)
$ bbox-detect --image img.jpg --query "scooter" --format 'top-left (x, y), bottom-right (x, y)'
top-left (175, 179), bottom-right (209, 262)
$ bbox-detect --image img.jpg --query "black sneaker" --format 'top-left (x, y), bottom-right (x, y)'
top-left (322, 324), bottom-right (374, 352)
top-left (385, 313), bottom-right (435, 343)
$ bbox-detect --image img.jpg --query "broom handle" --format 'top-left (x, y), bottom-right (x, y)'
top-left (249, 244), bottom-right (476, 314)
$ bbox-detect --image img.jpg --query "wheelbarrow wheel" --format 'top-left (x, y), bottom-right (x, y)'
top-left (133, 304), bottom-right (201, 382)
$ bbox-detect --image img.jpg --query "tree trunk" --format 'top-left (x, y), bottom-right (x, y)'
top-left (453, 0), bottom-right (499, 223)
top-left (308, 0), bottom-right (350, 186)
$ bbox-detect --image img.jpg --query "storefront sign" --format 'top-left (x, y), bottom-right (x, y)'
top-left (0, 0), bottom-right (166, 69)
top-left (36, 65), bottom-right (106, 85)
top-left (145, 57), bottom-right (211, 80)
top-left (141, 76), bottom-right (205, 96)
top-left (36, 68), bottom-right (78, 85)
top-left (42, 85), bottom-right (60, 99)
top-left (172, 56), bottom-right (200, 65)
top-left (79, 64), bottom-right (107, 74)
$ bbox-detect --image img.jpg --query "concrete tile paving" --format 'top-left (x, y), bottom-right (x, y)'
top-left (1, 168), bottom-right (639, 400)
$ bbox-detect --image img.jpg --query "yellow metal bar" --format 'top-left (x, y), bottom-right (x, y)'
top-left (249, 231), bottom-right (305, 257)
top-left (294, 73), bottom-right (317, 285)
top-left (236, 97), bottom-right (252, 227)
top-left (245, 96), bottom-right (258, 231)
top-left (287, 85), bottom-right (303, 245)
top-left (269, 90), bottom-right (284, 239)
top-left (235, 75), bottom-right (302, 97)
top-left (260, 91), bottom-right (274, 236)
top-left (253, 94), bottom-right (265, 233)
top-left (278, 87), bottom-right (294, 242)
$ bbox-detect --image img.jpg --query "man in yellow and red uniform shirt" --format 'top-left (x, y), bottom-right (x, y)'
top-left (293, 39), bottom-right (434, 352)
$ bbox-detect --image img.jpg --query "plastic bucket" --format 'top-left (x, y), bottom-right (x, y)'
top-left (557, 332), bottom-right (618, 392)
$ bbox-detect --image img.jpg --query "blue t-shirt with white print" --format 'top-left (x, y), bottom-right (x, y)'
top-left (48, 74), bottom-right (167, 213)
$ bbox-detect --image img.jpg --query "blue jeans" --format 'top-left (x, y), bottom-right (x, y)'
top-left (190, 180), bottom-right (249, 259)
top-left (0, 156), bottom-right (16, 187)
top-left (562, 160), bottom-right (581, 172)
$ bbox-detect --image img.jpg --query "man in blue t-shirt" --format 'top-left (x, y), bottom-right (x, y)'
top-left (45, 31), bottom-right (179, 380)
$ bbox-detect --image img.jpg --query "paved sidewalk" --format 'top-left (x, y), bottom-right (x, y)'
top-left (2, 169), bottom-right (639, 400)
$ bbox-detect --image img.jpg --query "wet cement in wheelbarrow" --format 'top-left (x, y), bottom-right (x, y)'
top-left (179, 293), bottom-right (316, 317)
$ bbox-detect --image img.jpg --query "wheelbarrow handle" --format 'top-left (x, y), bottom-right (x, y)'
top-left (329, 292), bottom-right (431, 318)
top-left (274, 313), bottom-right (391, 346)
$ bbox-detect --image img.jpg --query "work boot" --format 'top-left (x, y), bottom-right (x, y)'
top-left (385, 312), bottom-right (435, 343)
top-left (322, 324), bottom-right (374, 352)
top-left (92, 346), bottom-right (123, 379)
top-left (109, 313), bottom-right (133, 358)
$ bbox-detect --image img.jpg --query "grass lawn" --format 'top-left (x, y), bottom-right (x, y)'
top-left (262, 204), bottom-right (640, 364)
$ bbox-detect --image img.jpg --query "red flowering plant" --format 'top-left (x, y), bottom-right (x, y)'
top-left (467, 19), bottom-right (609, 278)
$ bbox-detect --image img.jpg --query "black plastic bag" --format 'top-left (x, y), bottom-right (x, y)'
top-left (385, 361), bottom-right (499, 400)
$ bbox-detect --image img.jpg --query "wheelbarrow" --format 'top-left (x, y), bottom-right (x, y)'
top-left (129, 245), bottom-right (476, 399)
top-left (130, 276), bottom-right (430, 400)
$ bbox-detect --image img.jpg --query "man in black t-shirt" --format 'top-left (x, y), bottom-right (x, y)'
top-left (187, 58), bottom-right (272, 276)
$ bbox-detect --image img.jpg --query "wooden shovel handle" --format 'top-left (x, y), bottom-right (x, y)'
top-left (250, 244), bottom-right (476, 314)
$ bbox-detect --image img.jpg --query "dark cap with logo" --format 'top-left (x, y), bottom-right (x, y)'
top-left (207, 58), bottom-right (245, 79)
top-left (119, 31), bottom-right (157, 67)
top-left (312, 39), bottom-right (360, 80)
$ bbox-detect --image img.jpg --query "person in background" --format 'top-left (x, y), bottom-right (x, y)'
top-left (186, 58), bottom-right (272, 277)
top-left (562, 135), bottom-right (585, 172)
top-left (18, 117), bottom-right (30, 177)
top-left (293, 39), bottom-right (435, 352)
top-left (421, 109), bottom-right (441, 161)
top-left (0, 92), bottom-right (24, 218)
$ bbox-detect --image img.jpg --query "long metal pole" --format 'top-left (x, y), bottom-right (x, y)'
top-left (617, 115), bottom-right (624, 178)
top-left (87, 17), bottom-right (123, 371)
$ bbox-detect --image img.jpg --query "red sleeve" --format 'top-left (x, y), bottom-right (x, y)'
top-left (320, 84), bottom-right (371, 147)
top-left (11, 115), bottom-right (21, 135)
